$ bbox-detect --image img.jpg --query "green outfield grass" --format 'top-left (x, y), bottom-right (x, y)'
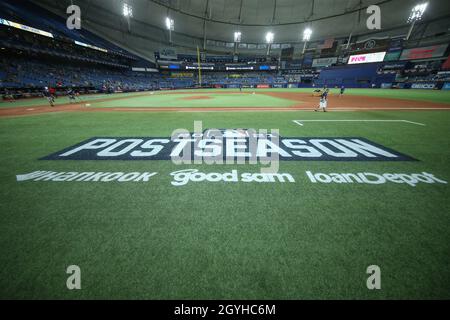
top-left (329, 88), bottom-right (450, 104)
top-left (0, 89), bottom-right (449, 299)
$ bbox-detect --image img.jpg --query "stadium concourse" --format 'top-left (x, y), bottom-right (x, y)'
top-left (0, 0), bottom-right (450, 305)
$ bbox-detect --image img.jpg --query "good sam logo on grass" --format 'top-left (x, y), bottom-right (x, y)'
top-left (41, 129), bottom-right (416, 163)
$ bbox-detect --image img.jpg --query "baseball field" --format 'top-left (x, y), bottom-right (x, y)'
top-left (0, 88), bottom-right (449, 299)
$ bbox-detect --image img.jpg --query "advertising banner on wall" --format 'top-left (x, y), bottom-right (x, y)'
top-left (384, 50), bottom-right (402, 61)
top-left (388, 38), bottom-right (404, 51)
top-left (312, 57), bottom-right (337, 67)
top-left (132, 68), bottom-right (158, 73)
top-left (284, 61), bottom-right (303, 69)
top-left (225, 66), bottom-right (254, 71)
top-left (382, 62), bottom-right (407, 69)
top-left (348, 52), bottom-right (386, 64)
top-left (75, 41), bottom-right (108, 53)
top-left (170, 72), bottom-right (194, 78)
top-left (411, 83), bottom-right (436, 89)
top-left (159, 48), bottom-right (178, 60)
top-left (400, 44), bottom-right (448, 60)
top-left (349, 38), bottom-right (389, 52)
top-left (0, 18), bottom-right (54, 38)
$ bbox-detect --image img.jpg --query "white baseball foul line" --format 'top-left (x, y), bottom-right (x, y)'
top-left (293, 120), bottom-right (426, 126)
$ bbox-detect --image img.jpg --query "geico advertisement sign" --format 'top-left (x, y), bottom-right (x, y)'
top-left (41, 136), bottom-right (415, 162)
top-left (16, 170), bottom-right (447, 187)
top-left (411, 83), bottom-right (436, 89)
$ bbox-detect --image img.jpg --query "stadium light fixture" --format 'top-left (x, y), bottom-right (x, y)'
top-left (265, 32), bottom-right (274, 44)
top-left (165, 17), bottom-right (174, 31)
top-left (302, 28), bottom-right (312, 54)
top-left (166, 17), bottom-right (174, 44)
top-left (233, 32), bottom-right (242, 55)
top-left (407, 2), bottom-right (428, 23)
top-left (303, 28), bottom-right (312, 41)
top-left (123, 3), bottom-right (133, 18)
top-left (265, 32), bottom-right (274, 56)
top-left (234, 32), bottom-right (242, 43)
top-left (406, 2), bottom-right (428, 40)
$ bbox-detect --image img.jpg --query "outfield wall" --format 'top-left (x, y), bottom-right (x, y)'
top-left (316, 63), bottom-right (384, 88)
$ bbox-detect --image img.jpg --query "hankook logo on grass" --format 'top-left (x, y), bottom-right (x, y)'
top-left (41, 130), bottom-right (416, 162)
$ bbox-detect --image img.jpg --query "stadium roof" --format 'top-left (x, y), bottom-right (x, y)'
top-left (33, 0), bottom-right (450, 58)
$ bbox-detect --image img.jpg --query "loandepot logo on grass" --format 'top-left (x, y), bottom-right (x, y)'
top-left (306, 171), bottom-right (447, 187)
top-left (15, 170), bottom-right (447, 187)
top-left (41, 131), bottom-right (415, 163)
